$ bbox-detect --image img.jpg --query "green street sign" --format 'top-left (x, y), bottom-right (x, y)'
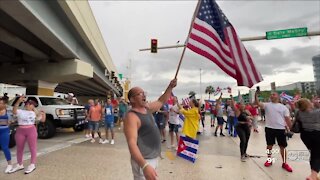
top-left (266, 27), bottom-right (307, 40)
top-left (119, 73), bottom-right (123, 80)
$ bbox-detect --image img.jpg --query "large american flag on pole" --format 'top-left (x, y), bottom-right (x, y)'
top-left (186, 0), bottom-right (263, 88)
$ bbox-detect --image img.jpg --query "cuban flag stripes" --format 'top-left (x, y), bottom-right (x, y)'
top-left (280, 92), bottom-right (294, 102)
top-left (177, 136), bottom-right (199, 163)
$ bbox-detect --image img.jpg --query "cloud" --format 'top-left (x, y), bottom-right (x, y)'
top-left (89, 1), bottom-right (320, 100)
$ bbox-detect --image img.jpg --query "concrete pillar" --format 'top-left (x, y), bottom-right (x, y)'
top-left (26, 80), bottom-right (58, 96)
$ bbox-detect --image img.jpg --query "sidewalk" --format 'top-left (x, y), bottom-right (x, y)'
top-left (0, 117), bottom-right (313, 180)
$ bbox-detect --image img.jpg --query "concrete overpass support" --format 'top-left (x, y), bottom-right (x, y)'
top-left (0, 59), bottom-right (93, 95)
top-left (26, 81), bottom-right (58, 96)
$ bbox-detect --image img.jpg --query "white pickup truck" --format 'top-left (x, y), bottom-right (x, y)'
top-left (8, 95), bottom-right (86, 139)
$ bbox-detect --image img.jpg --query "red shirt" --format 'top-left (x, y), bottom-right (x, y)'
top-left (247, 106), bottom-right (258, 116)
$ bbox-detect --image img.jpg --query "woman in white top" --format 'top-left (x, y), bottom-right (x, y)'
top-left (9, 96), bottom-right (45, 174)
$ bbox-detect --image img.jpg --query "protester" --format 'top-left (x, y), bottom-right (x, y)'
top-left (3, 93), bottom-right (9, 103)
top-left (255, 92), bottom-right (293, 172)
top-left (10, 96), bottom-right (45, 174)
top-left (118, 98), bottom-right (128, 130)
top-left (88, 99), bottom-right (103, 143)
top-left (226, 100), bottom-right (236, 136)
top-left (124, 78), bottom-right (177, 180)
top-left (168, 96), bottom-right (180, 149)
top-left (103, 99), bottom-right (115, 144)
top-left (0, 97), bottom-right (13, 173)
top-left (214, 93), bottom-right (225, 137)
top-left (177, 98), bottom-right (200, 139)
top-left (200, 104), bottom-right (206, 131)
top-left (84, 99), bottom-right (93, 138)
top-left (210, 104), bottom-right (216, 127)
top-left (154, 106), bottom-right (167, 143)
top-left (230, 95), bottom-right (252, 161)
top-left (295, 98), bottom-right (320, 180)
top-left (247, 103), bottom-right (259, 133)
top-left (113, 102), bottom-right (119, 129)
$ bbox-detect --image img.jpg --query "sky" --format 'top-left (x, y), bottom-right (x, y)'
top-left (89, 1), bottom-right (320, 101)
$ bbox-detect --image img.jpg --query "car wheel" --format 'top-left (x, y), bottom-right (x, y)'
top-left (37, 120), bottom-right (56, 139)
top-left (73, 124), bottom-right (84, 132)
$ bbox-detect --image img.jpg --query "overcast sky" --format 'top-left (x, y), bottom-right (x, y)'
top-left (89, 1), bottom-right (320, 101)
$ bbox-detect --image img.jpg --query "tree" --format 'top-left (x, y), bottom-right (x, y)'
top-left (188, 91), bottom-right (196, 99)
top-left (205, 85), bottom-right (215, 100)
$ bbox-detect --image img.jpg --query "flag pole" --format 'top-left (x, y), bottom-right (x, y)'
top-left (174, 0), bottom-right (202, 79)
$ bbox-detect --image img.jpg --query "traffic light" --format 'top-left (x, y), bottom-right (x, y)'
top-left (151, 39), bottom-right (157, 53)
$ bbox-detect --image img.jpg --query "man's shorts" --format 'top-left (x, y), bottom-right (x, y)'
top-left (130, 157), bottom-right (158, 180)
top-left (156, 120), bottom-right (166, 130)
top-left (119, 112), bottom-right (124, 118)
top-left (88, 121), bottom-right (100, 131)
top-left (169, 123), bottom-right (179, 133)
top-left (114, 116), bottom-right (119, 124)
top-left (104, 121), bottom-right (114, 130)
top-left (217, 117), bottom-right (225, 125)
top-left (265, 127), bottom-right (287, 147)
top-left (84, 120), bottom-right (89, 129)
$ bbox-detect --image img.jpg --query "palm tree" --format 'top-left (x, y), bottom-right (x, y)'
top-left (205, 86), bottom-right (215, 100)
top-left (188, 91), bottom-right (196, 99)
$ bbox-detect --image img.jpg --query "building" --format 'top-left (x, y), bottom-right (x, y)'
top-left (312, 54), bottom-right (320, 94)
top-left (276, 81), bottom-right (316, 94)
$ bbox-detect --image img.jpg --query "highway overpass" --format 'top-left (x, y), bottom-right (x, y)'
top-left (0, 0), bottom-right (122, 97)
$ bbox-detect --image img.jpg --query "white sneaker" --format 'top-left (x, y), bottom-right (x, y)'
top-left (24, 164), bottom-right (36, 174)
top-left (4, 165), bottom-right (13, 173)
top-left (99, 138), bottom-right (103, 144)
top-left (102, 139), bottom-right (109, 144)
top-left (110, 139), bottom-right (114, 145)
top-left (85, 134), bottom-right (90, 138)
top-left (9, 164), bottom-right (24, 173)
top-left (90, 138), bottom-right (95, 143)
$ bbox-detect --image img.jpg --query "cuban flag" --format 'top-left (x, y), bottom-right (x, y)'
top-left (177, 136), bottom-right (199, 163)
top-left (280, 92), bottom-right (294, 102)
top-left (178, 114), bottom-right (185, 128)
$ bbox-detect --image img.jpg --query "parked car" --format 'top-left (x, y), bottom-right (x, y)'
top-left (8, 96), bottom-right (86, 140)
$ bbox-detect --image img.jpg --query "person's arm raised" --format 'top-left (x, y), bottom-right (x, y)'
top-left (254, 91), bottom-right (264, 109)
top-left (230, 95), bottom-right (240, 117)
top-left (147, 79), bottom-right (177, 113)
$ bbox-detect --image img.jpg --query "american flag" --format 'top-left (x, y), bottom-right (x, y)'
top-left (186, 0), bottom-right (263, 88)
top-left (182, 97), bottom-right (191, 107)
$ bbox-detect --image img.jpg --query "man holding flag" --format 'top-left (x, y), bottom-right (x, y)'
top-left (124, 79), bottom-right (177, 180)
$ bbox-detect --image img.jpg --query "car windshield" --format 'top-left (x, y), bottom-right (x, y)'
top-left (39, 97), bottom-right (70, 105)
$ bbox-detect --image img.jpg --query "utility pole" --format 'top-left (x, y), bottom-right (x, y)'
top-left (200, 68), bottom-right (202, 102)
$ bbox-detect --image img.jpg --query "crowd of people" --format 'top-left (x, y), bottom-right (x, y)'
top-left (1, 86), bottom-right (319, 180)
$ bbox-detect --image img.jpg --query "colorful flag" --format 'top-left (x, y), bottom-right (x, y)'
top-left (182, 97), bottom-right (191, 107)
top-left (178, 114), bottom-right (185, 128)
top-left (280, 92), bottom-right (294, 102)
top-left (213, 86), bottom-right (222, 96)
top-left (177, 136), bottom-right (199, 163)
top-left (167, 92), bottom-right (175, 105)
top-left (186, 0), bottom-right (263, 88)
top-left (227, 86), bottom-right (232, 93)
